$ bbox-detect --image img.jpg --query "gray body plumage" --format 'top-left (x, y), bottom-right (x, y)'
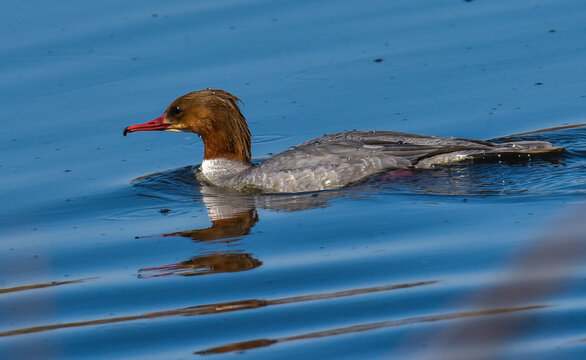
top-left (197, 130), bottom-right (561, 193)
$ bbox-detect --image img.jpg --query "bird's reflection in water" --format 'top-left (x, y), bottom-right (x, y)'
top-left (139, 253), bottom-right (262, 277)
top-left (137, 185), bottom-right (261, 277)
top-left (134, 177), bottom-right (337, 278)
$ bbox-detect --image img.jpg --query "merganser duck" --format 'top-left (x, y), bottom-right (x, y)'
top-left (124, 89), bottom-right (562, 193)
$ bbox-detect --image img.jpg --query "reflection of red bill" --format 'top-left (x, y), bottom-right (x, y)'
top-left (141, 263), bottom-right (180, 272)
top-left (139, 263), bottom-right (181, 278)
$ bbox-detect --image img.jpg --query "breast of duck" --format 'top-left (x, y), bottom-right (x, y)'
top-left (123, 89), bottom-right (562, 193)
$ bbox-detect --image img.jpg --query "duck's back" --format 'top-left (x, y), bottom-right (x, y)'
top-left (229, 131), bottom-right (562, 193)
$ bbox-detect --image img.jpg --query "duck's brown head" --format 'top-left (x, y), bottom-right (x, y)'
top-left (124, 89), bottom-right (252, 164)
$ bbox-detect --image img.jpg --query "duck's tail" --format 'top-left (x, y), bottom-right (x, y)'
top-left (415, 140), bottom-right (564, 169)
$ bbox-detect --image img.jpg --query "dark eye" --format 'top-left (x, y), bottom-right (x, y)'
top-left (170, 106), bottom-right (182, 116)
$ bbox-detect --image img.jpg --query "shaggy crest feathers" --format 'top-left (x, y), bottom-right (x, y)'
top-left (178, 89), bottom-right (251, 163)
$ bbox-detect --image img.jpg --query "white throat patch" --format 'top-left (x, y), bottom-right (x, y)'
top-left (201, 159), bottom-right (251, 185)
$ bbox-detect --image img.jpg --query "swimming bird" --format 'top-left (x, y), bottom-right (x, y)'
top-left (124, 89), bottom-right (562, 193)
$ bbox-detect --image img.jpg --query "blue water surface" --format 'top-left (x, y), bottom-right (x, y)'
top-left (1, 0), bottom-right (586, 359)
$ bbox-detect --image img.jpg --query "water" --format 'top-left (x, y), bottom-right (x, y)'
top-left (2, 0), bottom-right (586, 359)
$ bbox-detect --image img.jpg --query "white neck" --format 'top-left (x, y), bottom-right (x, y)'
top-left (201, 158), bottom-right (252, 186)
